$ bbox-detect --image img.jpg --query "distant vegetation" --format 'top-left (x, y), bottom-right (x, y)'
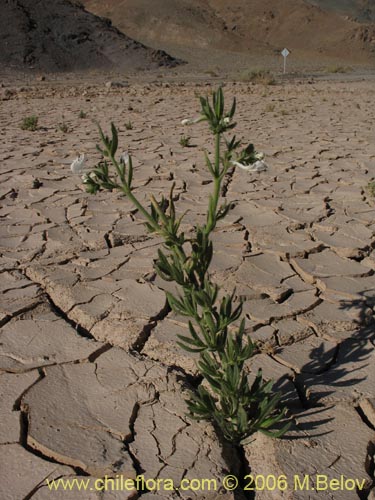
top-left (239, 69), bottom-right (276, 85)
top-left (325, 65), bottom-right (353, 74)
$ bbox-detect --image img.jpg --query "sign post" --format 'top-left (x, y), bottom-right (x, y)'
top-left (281, 48), bottom-right (290, 74)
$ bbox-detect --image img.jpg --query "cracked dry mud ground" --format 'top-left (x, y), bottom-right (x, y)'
top-left (0, 79), bottom-right (375, 500)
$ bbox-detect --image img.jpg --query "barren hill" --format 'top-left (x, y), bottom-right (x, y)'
top-left (307, 0), bottom-right (375, 22)
top-left (82, 0), bottom-right (375, 65)
top-left (0, 0), bottom-right (182, 72)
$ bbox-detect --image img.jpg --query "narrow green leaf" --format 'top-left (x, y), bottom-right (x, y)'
top-left (110, 123), bottom-right (117, 155)
top-left (229, 97), bottom-right (236, 118)
top-left (127, 155), bottom-right (133, 188)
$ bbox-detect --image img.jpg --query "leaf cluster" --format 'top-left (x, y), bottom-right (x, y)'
top-left (199, 87), bottom-right (236, 134)
top-left (179, 135), bottom-right (191, 147)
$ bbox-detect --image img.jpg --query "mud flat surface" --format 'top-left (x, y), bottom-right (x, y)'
top-left (0, 79), bottom-right (375, 499)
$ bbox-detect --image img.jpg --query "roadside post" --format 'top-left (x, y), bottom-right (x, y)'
top-left (281, 48), bottom-right (290, 74)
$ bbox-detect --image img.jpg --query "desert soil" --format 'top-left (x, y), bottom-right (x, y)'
top-left (1, 76), bottom-right (375, 499)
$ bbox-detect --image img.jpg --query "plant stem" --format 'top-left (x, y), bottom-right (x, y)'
top-left (205, 133), bottom-right (222, 234)
top-left (214, 132), bottom-right (221, 176)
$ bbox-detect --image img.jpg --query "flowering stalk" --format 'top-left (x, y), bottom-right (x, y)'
top-left (81, 88), bottom-right (289, 444)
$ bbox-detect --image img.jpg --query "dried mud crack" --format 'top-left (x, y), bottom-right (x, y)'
top-left (1, 80), bottom-right (375, 499)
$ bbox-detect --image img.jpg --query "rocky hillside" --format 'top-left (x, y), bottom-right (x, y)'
top-left (82, 0), bottom-right (375, 63)
top-left (0, 0), bottom-right (182, 72)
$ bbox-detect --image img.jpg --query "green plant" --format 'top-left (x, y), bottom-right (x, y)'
top-left (81, 88), bottom-right (290, 444)
top-left (59, 122), bottom-right (69, 133)
top-left (79, 110), bottom-right (87, 119)
top-left (20, 115), bottom-right (38, 131)
top-left (179, 135), bottom-right (191, 147)
top-left (124, 120), bottom-right (133, 130)
top-left (239, 69), bottom-right (275, 85)
top-left (325, 65), bottom-right (352, 74)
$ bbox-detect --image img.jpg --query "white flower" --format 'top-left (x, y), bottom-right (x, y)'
top-left (255, 151), bottom-right (265, 160)
top-left (181, 117), bottom-right (202, 125)
top-left (120, 152), bottom-right (130, 165)
top-left (232, 160), bottom-right (268, 172)
top-left (70, 154), bottom-right (86, 174)
top-left (223, 117), bottom-right (231, 125)
top-left (251, 160), bottom-right (268, 172)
